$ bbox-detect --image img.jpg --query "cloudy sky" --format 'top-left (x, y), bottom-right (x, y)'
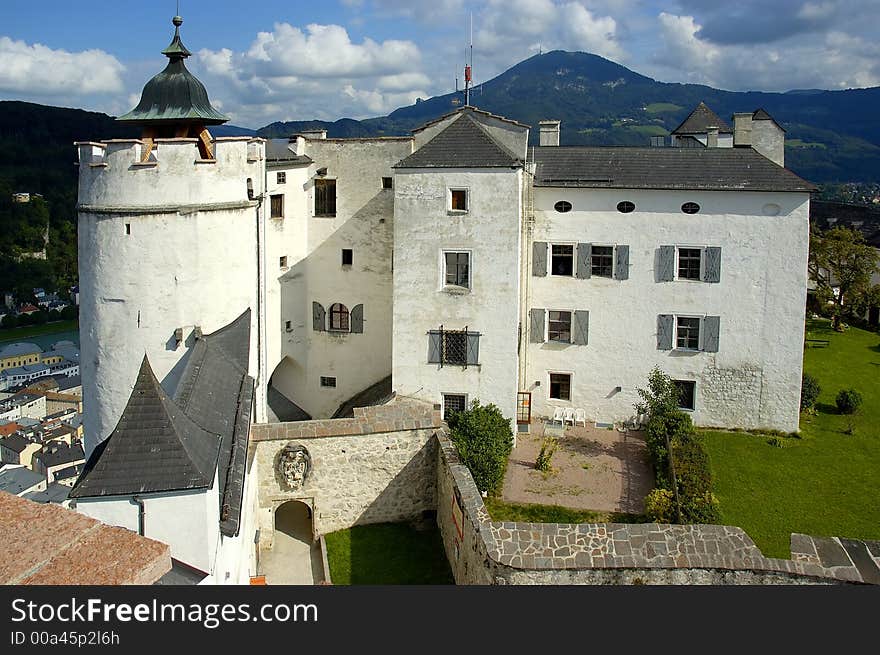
top-left (0, 0), bottom-right (877, 128)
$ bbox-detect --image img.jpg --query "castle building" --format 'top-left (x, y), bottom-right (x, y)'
top-left (69, 18), bottom-right (812, 582)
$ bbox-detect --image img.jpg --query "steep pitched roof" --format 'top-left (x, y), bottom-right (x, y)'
top-left (532, 146), bottom-right (814, 192)
top-left (752, 108), bottom-right (786, 131)
top-left (412, 106), bottom-right (529, 133)
top-left (70, 356), bottom-right (221, 498)
top-left (395, 112), bottom-right (522, 169)
top-left (672, 102), bottom-right (732, 135)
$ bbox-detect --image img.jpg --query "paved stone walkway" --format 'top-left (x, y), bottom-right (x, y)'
top-left (260, 507), bottom-right (323, 585)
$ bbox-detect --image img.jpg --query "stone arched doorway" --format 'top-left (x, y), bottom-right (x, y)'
top-left (260, 500), bottom-right (320, 584)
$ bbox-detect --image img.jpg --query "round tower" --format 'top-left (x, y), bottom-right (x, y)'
top-left (77, 17), bottom-right (267, 457)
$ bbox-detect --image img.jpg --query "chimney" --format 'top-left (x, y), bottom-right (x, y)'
top-left (733, 113), bottom-right (753, 147)
top-left (749, 110), bottom-right (785, 167)
top-left (300, 129), bottom-right (327, 140)
top-left (706, 126), bottom-right (719, 148)
top-left (289, 135), bottom-right (306, 156)
top-left (539, 120), bottom-right (561, 147)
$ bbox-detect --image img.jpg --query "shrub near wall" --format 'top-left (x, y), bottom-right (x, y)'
top-left (447, 400), bottom-right (513, 495)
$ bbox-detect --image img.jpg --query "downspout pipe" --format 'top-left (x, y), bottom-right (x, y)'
top-left (131, 496), bottom-right (145, 536)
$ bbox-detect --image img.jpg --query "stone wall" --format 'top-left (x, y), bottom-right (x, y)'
top-left (250, 398), bottom-right (440, 548)
top-left (435, 431), bottom-right (865, 585)
top-left (698, 365), bottom-right (763, 429)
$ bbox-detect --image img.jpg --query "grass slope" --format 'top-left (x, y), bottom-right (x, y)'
top-left (703, 319), bottom-right (880, 558)
top-left (324, 523), bottom-right (454, 585)
top-left (0, 319), bottom-right (78, 344)
top-left (485, 498), bottom-right (646, 524)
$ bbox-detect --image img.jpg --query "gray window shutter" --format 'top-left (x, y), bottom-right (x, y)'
top-left (428, 331), bottom-right (441, 363)
top-left (703, 316), bottom-right (720, 352)
top-left (658, 246), bottom-right (675, 282)
top-left (576, 243), bottom-right (592, 279)
top-left (615, 245), bottom-right (629, 280)
top-left (573, 310), bottom-right (590, 346)
top-left (704, 247), bottom-right (722, 283)
top-left (657, 314), bottom-right (673, 350)
top-left (530, 309), bottom-right (545, 343)
top-left (466, 332), bottom-right (480, 365)
top-left (312, 302), bottom-right (325, 332)
top-left (532, 242), bottom-right (547, 277)
top-left (350, 304), bottom-right (364, 333)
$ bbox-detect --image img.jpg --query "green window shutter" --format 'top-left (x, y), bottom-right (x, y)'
top-left (573, 310), bottom-right (590, 345)
top-left (530, 309), bottom-right (545, 343)
top-left (703, 316), bottom-right (720, 352)
top-left (350, 304), bottom-right (364, 333)
top-left (428, 331), bottom-right (442, 363)
top-left (704, 247), bottom-right (722, 283)
top-left (658, 246), bottom-right (675, 282)
top-left (657, 314), bottom-right (673, 350)
top-left (615, 245), bottom-right (629, 280)
top-left (466, 332), bottom-right (480, 365)
top-left (576, 243), bottom-right (592, 279)
top-left (312, 302), bottom-right (325, 332)
top-left (532, 242), bottom-right (547, 277)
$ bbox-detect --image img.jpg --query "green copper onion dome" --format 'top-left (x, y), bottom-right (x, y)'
top-left (117, 16), bottom-right (228, 126)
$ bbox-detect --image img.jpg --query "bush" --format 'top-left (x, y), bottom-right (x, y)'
top-left (645, 488), bottom-right (676, 523)
top-left (634, 366), bottom-right (682, 420)
top-left (535, 437), bottom-right (558, 473)
top-left (645, 410), bottom-right (695, 487)
top-left (448, 400), bottom-right (514, 495)
top-left (835, 388), bottom-right (863, 415)
top-left (800, 374), bottom-right (821, 411)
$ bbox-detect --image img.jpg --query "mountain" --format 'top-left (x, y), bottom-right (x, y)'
top-left (211, 124), bottom-right (257, 137)
top-left (257, 50), bottom-right (880, 184)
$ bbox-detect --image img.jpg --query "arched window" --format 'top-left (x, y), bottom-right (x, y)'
top-left (554, 200), bottom-right (572, 213)
top-left (329, 303), bottom-right (350, 332)
top-left (616, 201), bottom-right (635, 213)
top-left (681, 202), bottom-right (701, 214)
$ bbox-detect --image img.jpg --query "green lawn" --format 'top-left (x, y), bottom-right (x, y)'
top-left (485, 498), bottom-right (647, 524)
top-left (324, 522), bottom-right (454, 585)
top-left (644, 102), bottom-right (683, 114)
top-left (703, 319), bottom-right (880, 558)
top-left (0, 319), bottom-right (78, 343)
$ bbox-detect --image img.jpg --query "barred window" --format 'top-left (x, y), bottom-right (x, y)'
top-left (329, 303), bottom-right (350, 332)
top-left (442, 331), bottom-right (468, 365)
top-left (676, 316), bottom-right (701, 350)
top-left (443, 394), bottom-right (467, 421)
top-left (591, 246), bottom-right (614, 278)
top-left (678, 248), bottom-right (701, 280)
top-left (548, 311), bottom-right (572, 343)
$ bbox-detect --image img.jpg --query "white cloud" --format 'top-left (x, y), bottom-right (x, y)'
top-left (0, 37), bottom-right (125, 96)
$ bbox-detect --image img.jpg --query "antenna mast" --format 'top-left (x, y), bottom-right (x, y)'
top-left (465, 13), bottom-right (473, 106)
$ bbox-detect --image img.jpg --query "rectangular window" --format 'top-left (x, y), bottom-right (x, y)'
top-left (342, 249), bottom-right (353, 266)
top-left (442, 331), bottom-right (468, 365)
top-left (450, 188), bottom-right (468, 212)
top-left (285, 320), bottom-right (292, 332)
top-left (444, 252), bottom-right (470, 289)
top-left (547, 311), bottom-right (572, 343)
top-left (320, 376), bottom-right (336, 388)
top-left (276, 172), bottom-right (286, 184)
top-left (674, 380), bottom-right (696, 411)
top-left (676, 316), bottom-right (701, 350)
top-left (591, 245), bottom-right (614, 278)
top-left (315, 179), bottom-right (337, 216)
top-left (549, 373), bottom-right (571, 401)
top-left (551, 244), bottom-right (574, 276)
top-left (125, 223), bottom-right (131, 235)
top-left (279, 256), bottom-right (288, 269)
top-left (382, 177), bottom-right (393, 189)
top-left (270, 194), bottom-right (284, 219)
top-left (678, 248), bottom-right (702, 280)
top-left (442, 393), bottom-right (467, 421)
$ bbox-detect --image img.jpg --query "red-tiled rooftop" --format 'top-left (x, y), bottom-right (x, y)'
top-left (0, 491), bottom-right (171, 585)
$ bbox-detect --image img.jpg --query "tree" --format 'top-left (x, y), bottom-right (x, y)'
top-left (634, 366), bottom-right (682, 420)
top-left (809, 226), bottom-right (880, 329)
top-left (447, 400), bottom-right (514, 495)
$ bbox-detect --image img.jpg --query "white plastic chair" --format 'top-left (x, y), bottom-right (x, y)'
top-left (563, 407), bottom-right (575, 426)
top-left (551, 407), bottom-right (566, 425)
top-left (574, 408), bottom-right (587, 427)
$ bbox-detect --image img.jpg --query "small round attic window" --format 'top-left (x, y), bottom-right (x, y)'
top-left (616, 201), bottom-right (635, 213)
top-left (554, 200), bottom-right (572, 213)
top-left (681, 202), bottom-right (701, 214)
top-left (762, 203), bottom-right (781, 216)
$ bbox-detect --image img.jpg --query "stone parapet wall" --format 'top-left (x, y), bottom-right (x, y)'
top-left (435, 431), bottom-right (865, 585)
top-left (251, 398), bottom-right (441, 548)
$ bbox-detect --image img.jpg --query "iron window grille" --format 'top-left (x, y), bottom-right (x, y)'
top-left (320, 376), bottom-right (336, 388)
top-left (428, 325), bottom-right (480, 368)
top-left (442, 394), bottom-right (467, 421)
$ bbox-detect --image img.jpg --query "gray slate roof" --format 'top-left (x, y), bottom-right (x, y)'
top-left (1, 434), bottom-right (32, 454)
top-left (0, 466), bottom-right (44, 494)
top-left (672, 102), bottom-right (732, 134)
top-left (532, 146), bottom-right (815, 192)
top-left (0, 343), bottom-right (41, 359)
top-left (266, 139), bottom-right (313, 165)
top-left (70, 357), bottom-right (220, 498)
top-left (395, 111), bottom-right (522, 169)
top-left (23, 483), bottom-right (70, 504)
top-left (34, 442), bottom-right (84, 468)
top-left (70, 309), bottom-right (254, 538)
